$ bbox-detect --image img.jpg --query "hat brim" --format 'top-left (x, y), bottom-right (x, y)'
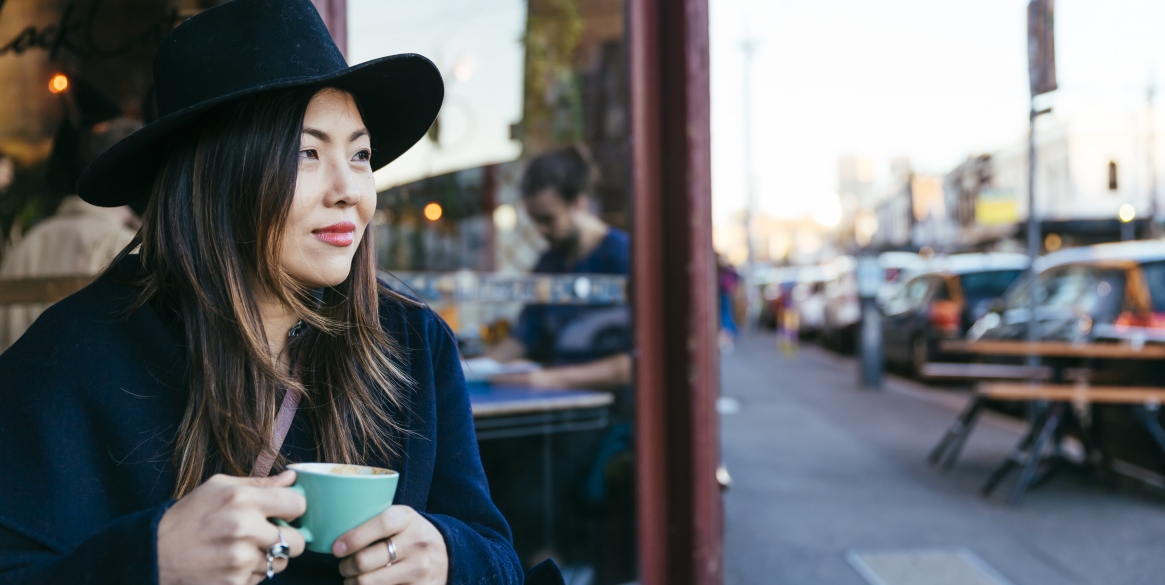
top-left (77, 53), bottom-right (443, 207)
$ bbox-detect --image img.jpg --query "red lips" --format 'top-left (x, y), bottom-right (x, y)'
top-left (312, 222), bottom-right (356, 247)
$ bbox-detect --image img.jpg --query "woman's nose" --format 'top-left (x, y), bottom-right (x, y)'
top-left (324, 161), bottom-right (362, 208)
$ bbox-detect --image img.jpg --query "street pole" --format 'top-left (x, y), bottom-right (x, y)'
top-left (857, 254), bottom-right (882, 389)
top-left (1027, 105), bottom-right (1040, 353)
top-left (1025, 0), bottom-right (1055, 356)
top-left (1149, 72), bottom-right (1158, 238)
top-left (741, 39), bottom-right (758, 266)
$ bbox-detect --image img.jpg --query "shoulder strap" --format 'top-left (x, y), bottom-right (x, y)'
top-left (252, 320), bottom-right (308, 478)
top-left (250, 389), bottom-right (301, 478)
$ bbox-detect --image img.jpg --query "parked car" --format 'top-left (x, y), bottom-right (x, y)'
top-left (968, 241), bottom-right (1165, 345)
top-left (788, 265), bottom-right (829, 337)
top-left (822, 256), bottom-right (858, 351)
top-left (876, 251), bottom-right (926, 307)
top-left (822, 252), bottom-right (926, 353)
top-left (882, 253), bottom-right (1029, 375)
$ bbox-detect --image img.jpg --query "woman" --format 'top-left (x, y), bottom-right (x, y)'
top-left (0, 1), bottom-right (555, 584)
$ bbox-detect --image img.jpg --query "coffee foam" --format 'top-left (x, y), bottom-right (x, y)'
top-left (329, 464), bottom-right (393, 476)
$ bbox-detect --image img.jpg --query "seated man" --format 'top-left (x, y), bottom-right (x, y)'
top-left (480, 147), bottom-right (635, 582)
top-left (489, 147), bottom-right (631, 389)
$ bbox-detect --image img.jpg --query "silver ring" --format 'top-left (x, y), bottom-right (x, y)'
top-left (266, 528), bottom-right (291, 578)
top-left (385, 537), bottom-right (398, 567)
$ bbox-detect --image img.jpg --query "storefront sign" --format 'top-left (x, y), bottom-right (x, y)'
top-left (976, 189), bottom-right (1019, 226)
top-left (0, 0), bottom-right (175, 59)
top-left (1027, 0), bottom-right (1057, 96)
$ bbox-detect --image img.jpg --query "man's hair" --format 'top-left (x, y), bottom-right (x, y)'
top-left (520, 146), bottom-right (596, 203)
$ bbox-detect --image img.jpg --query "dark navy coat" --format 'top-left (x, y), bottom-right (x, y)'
top-left (0, 256), bottom-right (523, 584)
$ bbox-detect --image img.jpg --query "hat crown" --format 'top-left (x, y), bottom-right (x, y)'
top-left (153, 0), bottom-right (346, 118)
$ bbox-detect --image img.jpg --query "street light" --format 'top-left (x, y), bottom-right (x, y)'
top-left (1119, 203), bottom-right (1136, 241)
top-left (1119, 204), bottom-right (1136, 223)
top-left (48, 73), bottom-right (68, 94)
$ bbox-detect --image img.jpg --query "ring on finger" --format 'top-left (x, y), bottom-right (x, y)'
top-left (385, 537), bottom-right (398, 567)
top-left (266, 528), bottom-right (291, 579)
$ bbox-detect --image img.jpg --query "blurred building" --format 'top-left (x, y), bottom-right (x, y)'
top-left (944, 110), bottom-right (1158, 248)
top-left (714, 211), bottom-right (835, 266)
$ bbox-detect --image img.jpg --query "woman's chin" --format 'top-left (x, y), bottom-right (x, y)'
top-left (288, 264), bottom-right (352, 289)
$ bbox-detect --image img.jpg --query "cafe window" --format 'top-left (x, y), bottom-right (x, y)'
top-left (350, 0), bottom-right (637, 580)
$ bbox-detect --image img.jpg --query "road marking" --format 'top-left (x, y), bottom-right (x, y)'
top-left (847, 548), bottom-right (1014, 585)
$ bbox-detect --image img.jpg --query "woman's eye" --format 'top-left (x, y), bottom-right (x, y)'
top-left (354, 149), bottom-right (372, 162)
top-left (299, 149), bottom-right (319, 160)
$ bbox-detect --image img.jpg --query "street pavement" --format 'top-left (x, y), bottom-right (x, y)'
top-left (721, 331), bottom-right (1165, 585)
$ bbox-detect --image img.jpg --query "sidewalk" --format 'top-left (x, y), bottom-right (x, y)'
top-left (721, 332), bottom-right (1165, 585)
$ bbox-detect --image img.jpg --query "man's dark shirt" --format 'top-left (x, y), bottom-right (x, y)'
top-left (510, 228), bottom-right (630, 365)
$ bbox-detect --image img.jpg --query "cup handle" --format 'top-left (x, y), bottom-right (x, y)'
top-left (272, 485), bottom-right (312, 544)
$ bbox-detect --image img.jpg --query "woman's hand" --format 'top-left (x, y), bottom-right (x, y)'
top-left (334, 505), bottom-right (448, 585)
top-left (158, 470), bottom-right (307, 585)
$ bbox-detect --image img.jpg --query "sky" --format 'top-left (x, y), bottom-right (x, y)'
top-left (710, 0), bottom-right (1165, 227)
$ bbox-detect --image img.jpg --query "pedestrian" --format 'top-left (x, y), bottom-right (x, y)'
top-left (0, 1), bottom-right (559, 584)
top-left (717, 254), bottom-right (740, 348)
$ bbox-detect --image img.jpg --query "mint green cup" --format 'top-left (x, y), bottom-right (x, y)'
top-left (279, 463), bottom-right (399, 555)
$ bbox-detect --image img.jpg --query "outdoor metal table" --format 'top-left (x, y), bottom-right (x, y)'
top-left (469, 384), bottom-right (616, 553)
top-left (469, 384), bottom-right (615, 440)
top-left (932, 340), bottom-right (1165, 506)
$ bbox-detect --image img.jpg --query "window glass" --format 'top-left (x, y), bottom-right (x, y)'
top-left (905, 278), bottom-right (930, 305)
top-left (349, 1), bottom-right (638, 580)
top-left (958, 270), bottom-right (1025, 302)
top-left (932, 279), bottom-right (951, 301)
top-left (1009, 264), bottom-right (1126, 319)
top-left (1138, 261), bottom-right (1165, 312)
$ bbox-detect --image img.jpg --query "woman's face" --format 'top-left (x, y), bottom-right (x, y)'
top-left (282, 88), bottom-right (377, 287)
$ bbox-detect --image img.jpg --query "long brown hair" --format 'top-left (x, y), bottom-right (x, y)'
top-left (120, 86), bottom-right (413, 497)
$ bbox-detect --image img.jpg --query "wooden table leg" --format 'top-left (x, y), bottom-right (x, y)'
top-left (929, 396), bottom-right (985, 470)
top-left (542, 427), bottom-right (554, 554)
top-left (1131, 404), bottom-right (1165, 471)
top-left (940, 397), bottom-right (987, 471)
top-left (1008, 403), bottom-right (1064, 507)
top-left (982, 403), bottom-right (1050, 497)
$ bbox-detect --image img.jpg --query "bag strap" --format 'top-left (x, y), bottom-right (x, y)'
top-left (251, 388), bottom-right (301, 478)
top-left (251, 319), bottom-right (308, 478)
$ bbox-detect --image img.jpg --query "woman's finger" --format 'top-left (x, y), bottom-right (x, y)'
top-left (280, 525), bottom-right (308, 557)
top-left (333, 505), bottom-right (414, 557)
top-left (253, 485), bottom-right (307, 521)
top-left (342, 561), bottom-right (415, 585)
top-left (249, 519), bottom-right (308, 557)
top-left (215, 469), bottom-right (296, 488)
top-left (337, 528), bottom-right (418, 578)
top-left (249, 557), bottom-right (290, 581)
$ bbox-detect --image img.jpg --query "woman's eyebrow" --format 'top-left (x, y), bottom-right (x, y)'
top-left (302, 127), bottom-right (330, 142)
top-left (300, 128), bottom-right (368, 143)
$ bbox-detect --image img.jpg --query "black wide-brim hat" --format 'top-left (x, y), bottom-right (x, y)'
top-left (77, 0), bottom-right (443, 207)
